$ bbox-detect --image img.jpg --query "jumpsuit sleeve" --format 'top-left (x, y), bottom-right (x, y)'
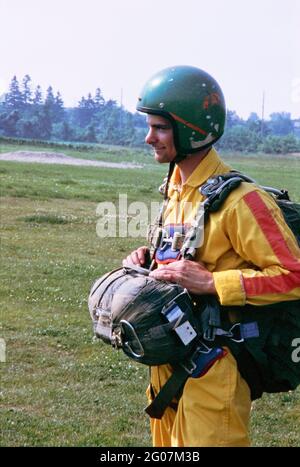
top-left (212, 189), bottom-right (300, 306)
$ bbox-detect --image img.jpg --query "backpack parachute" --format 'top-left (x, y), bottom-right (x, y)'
top-left (200, 172), bottom-right (300, 399)
top-left (277, 199), bottom-right (300, 246)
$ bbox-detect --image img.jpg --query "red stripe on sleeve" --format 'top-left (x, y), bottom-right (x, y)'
top-left (242, 191), bottom-right (300, 296)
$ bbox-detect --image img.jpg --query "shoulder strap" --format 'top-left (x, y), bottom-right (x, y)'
top-left (200, 171), bottom-right (300, 247)
top-left (200, 173), bottom-right (244, 213)
top-left (200, 171), bottom-right (291, 214)
top-left (180, 173), bottom-right (245, 259)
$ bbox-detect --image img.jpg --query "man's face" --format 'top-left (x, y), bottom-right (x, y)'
top-left (145, 114), bottom-right (177, 163)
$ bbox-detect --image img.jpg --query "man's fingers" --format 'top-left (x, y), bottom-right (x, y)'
top-left (122, 246), bottom-right (149, 266)
top-left (149, 268), bottom-right (182, 284)
top-left (137, 247), bottom-right (148, 265)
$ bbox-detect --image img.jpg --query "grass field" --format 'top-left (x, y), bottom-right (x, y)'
top-left (0, 143), bottom-right (300, 446)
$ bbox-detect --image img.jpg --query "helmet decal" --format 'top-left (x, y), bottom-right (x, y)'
top-left (169, 112), bottom-right (208, 136)
top-left (203, 93), bottom-right (222, 109)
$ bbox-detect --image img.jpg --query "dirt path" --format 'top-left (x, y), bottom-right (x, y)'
top-left (0, 151), bottom-right (143, 169)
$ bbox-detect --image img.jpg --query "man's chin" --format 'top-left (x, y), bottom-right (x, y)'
top-left (154, 153), bottom-right (168, 163)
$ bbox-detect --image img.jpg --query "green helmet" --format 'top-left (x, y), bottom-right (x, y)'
top-left (137, 65), bottom-right (226, 155)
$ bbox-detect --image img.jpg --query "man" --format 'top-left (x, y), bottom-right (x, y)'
top-left (123, 66), bottom-right (300, 447)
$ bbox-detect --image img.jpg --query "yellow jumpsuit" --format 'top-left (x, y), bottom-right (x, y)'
top-left (148, 148), bottom-right (300, 447)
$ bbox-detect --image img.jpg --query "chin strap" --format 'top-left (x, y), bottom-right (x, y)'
top-left (162, 151), bottom-right (187, 199)
top-left (163, 160), bottom-right (176, 200)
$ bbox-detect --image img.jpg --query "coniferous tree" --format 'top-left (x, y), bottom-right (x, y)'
top-left (94, 88), bottom-right (105, 109)
top-left (37, 86), bottom-right (56, 137)
top-left (54, 91), bottom-right (65, 122)
top-left (45, 86), bottom-right (55, 108)
top-left (75, 96), bottom-right (87, 127)
top-left (44, 86), bottom-right (65, 124)
top-left (33, 85), bottom-right (43, 106)
top-left (75, 93), bottom-right (96, 127)
top-left (55, 91), bottom-right (64, 108)
top-left (22, 75), bottom-right (32, 105)
top-left (5, 76), bottom-right (23, 109)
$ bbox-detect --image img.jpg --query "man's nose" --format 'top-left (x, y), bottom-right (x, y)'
top-left (145, 127), bottom-right (156, 145)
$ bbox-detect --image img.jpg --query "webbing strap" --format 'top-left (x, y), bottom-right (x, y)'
top-left (144, 364), bottom-right (189, 419)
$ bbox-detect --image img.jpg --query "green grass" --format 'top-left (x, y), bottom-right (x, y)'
top-left (0, 142), bottom-right (300, 446)
top-left (0, 160), bottom-right (163, 202)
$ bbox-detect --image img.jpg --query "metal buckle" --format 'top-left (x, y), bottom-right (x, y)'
top-left (119, 320), bottom-right (145, 358)
top-left (200, 176), bottom-right (222, 196)
top-left (203, 326), bottom-right (217, 341)
top-left (180, 359), bottom-right (197, 375)
top-left (180, 340), bottom-right (213, 374)
top-left (228, 323), bottom-right (244, 343)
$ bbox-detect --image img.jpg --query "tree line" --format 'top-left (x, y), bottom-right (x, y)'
top-left (218, 110), bottom-right (300, 153)
top-left (0, 75), bottom-right (146, 146)
top-left (0, 74), bottom-right (300, 153)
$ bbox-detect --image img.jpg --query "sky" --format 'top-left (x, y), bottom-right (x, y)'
top-left (0, 0), bottom-right (299, 119)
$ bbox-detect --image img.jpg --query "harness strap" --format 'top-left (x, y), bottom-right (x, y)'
top-left (145, 364), bottom-right (189, 419)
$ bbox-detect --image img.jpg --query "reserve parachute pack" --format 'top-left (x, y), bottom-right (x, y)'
top-left (88, 171), bottom-right (300, 418)
top-left (198, 172), bottom-right (300, 401)
top-left (88, 265), bottom-right (200, 366)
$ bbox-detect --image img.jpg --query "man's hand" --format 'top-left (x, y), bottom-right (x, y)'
top-left (149, 259), bottom-right (216, 295)
top-left (122, 246), bottom-right (150, 267)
